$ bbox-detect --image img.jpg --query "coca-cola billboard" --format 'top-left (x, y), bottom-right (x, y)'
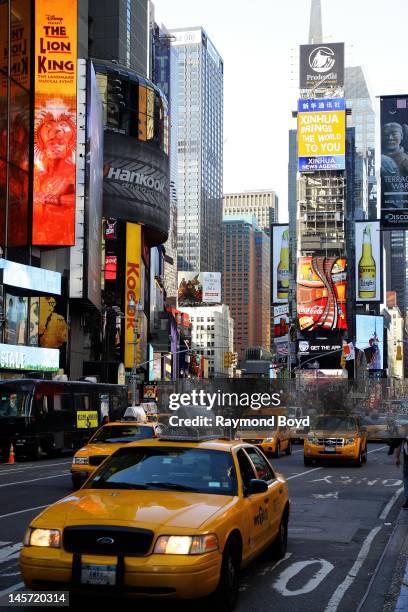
top-left (297, 256), bottom-right (347, 332)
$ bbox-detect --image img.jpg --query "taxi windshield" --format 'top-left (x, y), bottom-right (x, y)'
top-left (314, 416), bottom-right (357, 432)
top-left (90, 425), bottom-right (155, 444)
top-left (85, 446), bottom-right (237, 495)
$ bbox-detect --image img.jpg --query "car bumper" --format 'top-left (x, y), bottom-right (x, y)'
top-left (304, 444), bottom-right (360, 459)
top-left (20, 548), bottom-right (221, 599)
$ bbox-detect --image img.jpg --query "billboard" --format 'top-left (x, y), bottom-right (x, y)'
top-left (273, 304), bottom-right (289, 339)
top-left (124, 223), bottom-right (142, 369)
top-left (103, 131), bottom-right (170, 243)
top-left (298, 98), bottom-right (345, 172)
top-left (177, 272), bottom-right (221, 307)
top-left (380, 96), bottom-right (408, 228)
top-left (356, 315), bottom-right (384, 370)
top-left (355, 221), bottom-right (382, 302)
top-left (297, 256), bottom-right (347, 332)
top-left (85, 62), bottom-right (103, 309)
top-left (271, 224), bottom-right (289, 303)
top-left (32, 0), bottom-right (77, 245)
top-left (299, 43), bottom-right (344, 89)
top-left (39, 296), bottom-right (68, 349)
top-left (297, 337), bottom-right (342, 369)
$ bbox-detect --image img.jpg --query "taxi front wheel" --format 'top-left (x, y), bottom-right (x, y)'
top-left (211, 536), bottom-right (241, 610)
top-left (270, 509), bottom-right (288, 559)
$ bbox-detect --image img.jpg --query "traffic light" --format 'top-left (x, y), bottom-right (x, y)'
top-left (223, 352), bottom-right (235, 368)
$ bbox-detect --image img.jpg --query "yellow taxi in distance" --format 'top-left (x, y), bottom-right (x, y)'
top-left (21, 433), bottom-right (290, 609)
top-left (304, 414), bottom-right (368, 467)
top-left (360, 415), bottom-right (389, 442)
top-left (237, 424), bottom-right (292, 458)
top-left (70, 421), bottom-right (157, 489)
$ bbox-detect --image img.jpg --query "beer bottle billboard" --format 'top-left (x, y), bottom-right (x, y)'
top-left (277, 229), bottom-right (289, 300)
top-left (355, 221), bottom-right (380, 302)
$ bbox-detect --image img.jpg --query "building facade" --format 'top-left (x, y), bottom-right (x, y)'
top-left (179, 305), bottom-right (234, 377)
top-left (88, 0), bottom-right (150, 77)
top-left (382, 292), bottom-right (404, 379)
top-left (171, 27), bottom-right (223, 273)
top-left (223, 190), bottom-right (278, 234)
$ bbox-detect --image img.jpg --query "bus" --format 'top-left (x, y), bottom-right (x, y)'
top-left (0, 379), bottom-right (128, 460)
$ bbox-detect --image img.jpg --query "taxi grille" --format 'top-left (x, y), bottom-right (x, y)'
top-left (317, 438), bottom-right (344, 446)
top-left (245, 439), bottom-right (263, 444)
top-left (63, 526), bottom-right (154, 556)
top-left (88, 455), bottom-right (108, 466)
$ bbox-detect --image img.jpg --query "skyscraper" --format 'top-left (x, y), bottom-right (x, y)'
top-left (222, 215), bottom-right (270, 358)
top-left (223, 190), bottom-right (279, 234)
top-left (88, 0), bottom-right (150, 76)
top-left (171, 27), bottom-right (224, 273)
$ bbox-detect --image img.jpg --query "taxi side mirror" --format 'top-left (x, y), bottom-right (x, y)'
top-left (247, 479), bottom-right (268, 495)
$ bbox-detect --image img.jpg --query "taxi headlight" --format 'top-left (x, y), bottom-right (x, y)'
top-left (307, 435), bottom-right (319, 445)
top-left (344, 438), bottom-right (355, 445)
top-left (73, 457), bottom-right (89, 464)
top-left (24, 528), bottom-right (61, 548)
top-left (264, 437), bottom-right (275, 443)
top-left (154, 534), bottom-right (219, 555)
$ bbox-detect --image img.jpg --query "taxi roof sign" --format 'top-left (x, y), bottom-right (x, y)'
top-left (157, 425), bottom-right (224, 442)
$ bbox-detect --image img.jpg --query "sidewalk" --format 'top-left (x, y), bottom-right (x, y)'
top-left (360, 506), bottom-right (408, 612)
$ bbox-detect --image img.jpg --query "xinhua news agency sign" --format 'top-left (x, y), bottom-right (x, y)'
top-left (297, 98), bottom-right (345, 172)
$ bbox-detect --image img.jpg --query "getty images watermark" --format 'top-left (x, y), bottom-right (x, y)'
top-left (168, 390), bottom-right (282, 411)
top-left (167, 390), bottom-right (310, 428)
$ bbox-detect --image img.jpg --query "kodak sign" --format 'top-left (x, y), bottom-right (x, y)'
top-left (125, 223), bottom-right (142, 368)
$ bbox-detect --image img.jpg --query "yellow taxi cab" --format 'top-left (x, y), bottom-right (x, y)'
top-left (70, 419), bottom-right (157, 489)
top-left (360, 415), bottom-right (388, 442)
top-left (304, 414), bottom-right (368, 467)
top-left (237, 424), bottom-right (292, 458)
top-left (21, 429), bottom-right (290, 609)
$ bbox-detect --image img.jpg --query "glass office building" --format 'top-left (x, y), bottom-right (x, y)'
top-left (171, 27), bottom-right (223, 273)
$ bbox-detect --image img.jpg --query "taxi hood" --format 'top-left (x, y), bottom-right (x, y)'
top-left (32, 490), bottom-right (235, 531)
top-left (75, 443), bottom-right (122, 456)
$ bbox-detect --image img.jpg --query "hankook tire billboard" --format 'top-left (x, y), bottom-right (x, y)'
top-left (103, 132), bottom-right (170, 245)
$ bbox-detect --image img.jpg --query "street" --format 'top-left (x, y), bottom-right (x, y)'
top-left (0, 444), bottom-right (403, 611)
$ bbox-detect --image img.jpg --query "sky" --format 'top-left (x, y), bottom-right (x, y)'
top-left (152, 0), bottom-right (408, 220)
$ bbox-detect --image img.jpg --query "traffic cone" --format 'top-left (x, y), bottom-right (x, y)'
top-left (7, 443), bottom-right (15, 465)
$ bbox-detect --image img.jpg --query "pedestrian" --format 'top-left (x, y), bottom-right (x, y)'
top-left (101, 415), bottom-right (109, 426)
top-left (395, 436), bottom-right (408, 509)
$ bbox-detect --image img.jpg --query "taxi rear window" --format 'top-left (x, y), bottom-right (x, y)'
top-left (90, 425), bottom-right (155, 443)
top-left (84, 447), bottom-right (237, 496)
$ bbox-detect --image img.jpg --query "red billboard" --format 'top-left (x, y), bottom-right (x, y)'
top-left (297, 256), bottom-right (347, 332)
top-left (32, 0), bottom-right (77, 245)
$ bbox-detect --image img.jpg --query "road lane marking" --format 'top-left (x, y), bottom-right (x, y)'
top-left (0, 461), bottom-right (71, 476)
top-left (367, 446), bottom-right (387, 454)
top-left (379, 487), bottom-right (404, 520)
top-left (0, 543), bottom-right (22, 563)
top-left (286, 467), bottom-right (322, 480)
top-left (313, 491), bottom-right (339, 499)
top-left (259, 553), bottom-right (292, 576)
top-left (0, 582), bottom-right (24, 598)
top-left (0, 472), bottom-right (69, 488)
top-left (273, 558), bottom-right (334, 596)
top-left (0, 505), bottom-right (48, 520)
top-left (324, 525), bottom-right (382, 612)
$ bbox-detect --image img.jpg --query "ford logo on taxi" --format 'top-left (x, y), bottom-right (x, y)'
top-left (97, 537), bottom-right (114, 545)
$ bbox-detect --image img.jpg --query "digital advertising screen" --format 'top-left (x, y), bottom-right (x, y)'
top-left (297, 98), bottom-right (345, 172)
top-left (380, 95), bottom-right (408, 228)
top-left (355, 314), bottom-right (384, 370)
top-left (299, 42), bottom-right (345, 89)
top-left (32, 0), bottom-right (77, 245)
top-left (177, 272), bottom-right (221, 307)
top-left (297, 256), bottom-right (347, 332)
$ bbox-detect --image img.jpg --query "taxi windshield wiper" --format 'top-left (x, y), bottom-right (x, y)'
top-left (144, 481), bottom-right (199, 492)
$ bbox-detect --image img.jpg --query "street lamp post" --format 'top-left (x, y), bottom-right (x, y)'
top-left (128, 297), bottom-right (143, 407)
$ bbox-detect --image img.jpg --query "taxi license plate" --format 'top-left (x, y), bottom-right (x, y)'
top-left (81, 564), bottom-right (116, 586)
top-left (325, 445), bottom-right (336, 453)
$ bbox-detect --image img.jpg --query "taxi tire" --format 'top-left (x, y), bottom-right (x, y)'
top-left (211, 536), bottom-right (241, 610)
top-left (362, 446), bottom-right (367, 464)
top-left (354, 446), bottom-right (363, 467)
top-left (273, 442), bottom-right (280, 458)
top-left (270, 509), bottom-right (288, 559)
top-left (303, 456), bottom-right (313, 467)
top-left (285, 440), bottom-right (292, 456)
